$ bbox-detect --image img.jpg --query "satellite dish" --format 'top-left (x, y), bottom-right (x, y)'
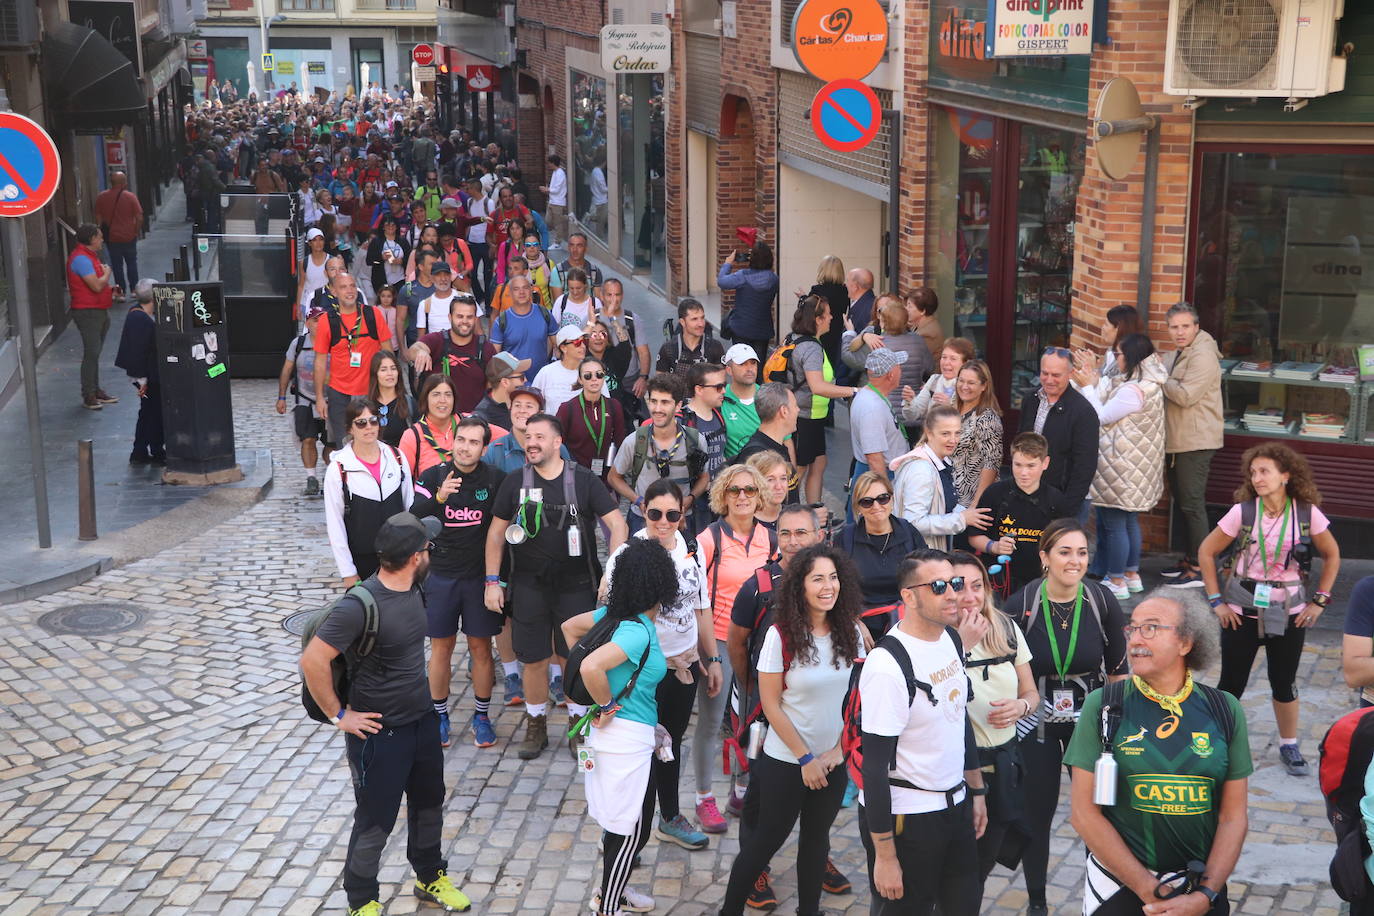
top-left (1093, 78), bottom-right (1158, 181)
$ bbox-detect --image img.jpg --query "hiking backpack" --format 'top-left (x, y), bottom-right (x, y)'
top-left (299, 584), bottom-right (380, 723)
top-left (564, 615), bottom-right (652, 709)
top-left (841, 627), bottom-right (969, 793)
top-left (1320, 706), bottom-right (1374, 902)
top-left (762, 334), bottom-right (818, 387)
top-left (722, 567), bottom-right (783, 773)
top-left (327, 305), bottom-right (380, 345)
top-left (1218, 499), bottom-right (1314, 579)
top-left (627, 423), bottom-right (710, 485)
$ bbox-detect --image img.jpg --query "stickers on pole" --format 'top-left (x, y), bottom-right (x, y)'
top-left (811, 79), bottom-right (881, 153)
top-left (791, 0), bottom-right (889, 82)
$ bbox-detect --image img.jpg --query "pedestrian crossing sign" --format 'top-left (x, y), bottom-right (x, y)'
top-left (262, 53), bottom-right (275, 73)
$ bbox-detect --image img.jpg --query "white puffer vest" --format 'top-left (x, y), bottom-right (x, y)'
top-left (1089, 355), bottom-right (1167, 513)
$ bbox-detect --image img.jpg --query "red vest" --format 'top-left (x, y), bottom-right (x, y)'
top-left (67, 244), bottom-right (113, 310)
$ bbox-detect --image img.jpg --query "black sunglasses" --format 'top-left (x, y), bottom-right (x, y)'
top-left (352, 416), bottom-right (381, 428)
top-left (857, 492), bottom-right (893, 509)
top-left (1043, 346), bottom-right (1073, 359)
top-left (903, 577), bottom-right (966, 595)
top-left (645, 508), bottom-right (683, 523)
top-left (697, 382), bottom-right (727, 391)
top-left (582, 371), bottom-right (605, 380)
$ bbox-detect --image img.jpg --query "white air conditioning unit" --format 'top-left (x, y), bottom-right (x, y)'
top-left (1164, 0), bottom-right (1346, 106)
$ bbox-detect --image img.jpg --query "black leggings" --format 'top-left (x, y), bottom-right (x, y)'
top-left (1217, 613), bottom-right (1305, 703)
top-left (1018, 722), bottom-right (1075, 903)
top-left (721, 753), bottom-right (847, 915)
top-left (654, 668), bottom-right (698, 820)
top-left (600, 771), bottom-right (656, 914)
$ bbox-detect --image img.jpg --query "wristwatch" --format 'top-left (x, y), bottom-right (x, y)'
top-left (1195, 885), bottom-right (1219, 906)
top-left (968, 786), bottom-right (988, 796)
top-left (1312, 592), bottom-right (1331, 608)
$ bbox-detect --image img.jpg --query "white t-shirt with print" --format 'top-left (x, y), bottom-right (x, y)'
top-left (531, 359), bottom-right (582, 415)
top-left (858, 627), bottom-right (969, 814)
top-left (758, 624), bottom-right (866, 764)
top-left (603, 530), bottom-right (708, 658)
top-left (966, 628), bottom-right (1033, 748)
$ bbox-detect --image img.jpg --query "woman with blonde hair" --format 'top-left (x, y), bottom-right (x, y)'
top-left (841, 293), bottom-right (933, 418)
top-left (803, 254), bottom-right (850, 371)
top-left (693, 462), bottom-right (777, 834)
top-left (746, 450), bottom-right (792, 529)
top-left (948, 550), bottom-right (1039, 886)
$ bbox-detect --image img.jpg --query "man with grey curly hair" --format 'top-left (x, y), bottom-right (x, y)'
top-left (113, 278), bottom-right (165, 464)
top-left (1063, 590), bottom-right (1251, 916)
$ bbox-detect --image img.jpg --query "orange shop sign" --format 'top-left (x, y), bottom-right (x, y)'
top-left (790, 0), bottom-right (889, 82)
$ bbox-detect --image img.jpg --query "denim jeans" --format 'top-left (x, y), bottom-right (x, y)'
top-left (1091, 506), bottom-right (1140, 579)
top-left (105, 241), bottom-right (139, 294)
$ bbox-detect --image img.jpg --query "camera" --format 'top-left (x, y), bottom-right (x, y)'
top-left (1291, 537), bottom-right (1314, 573)
top-left (734, 249), bottom-right (751, 266)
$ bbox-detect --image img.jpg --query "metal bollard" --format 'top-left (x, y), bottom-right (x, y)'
top-left (77, 439), bottom-right (97, 541)
top-left (178, 245), bottom-right (190, 281)
top-left (171, 256), bottom-right (184, 279)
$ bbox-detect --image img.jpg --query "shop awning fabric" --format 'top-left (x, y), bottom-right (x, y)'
top-left (42, 21), bottom-right (146, 126)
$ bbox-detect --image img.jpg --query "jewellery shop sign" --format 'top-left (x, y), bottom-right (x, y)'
top-left (987, 0), bottom-right (1093, 58)
top-left (600, 25), bottom-right (671, 74)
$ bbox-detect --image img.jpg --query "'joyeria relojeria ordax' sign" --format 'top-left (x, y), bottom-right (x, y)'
top-left (600, 25), bottom-right (671, 74)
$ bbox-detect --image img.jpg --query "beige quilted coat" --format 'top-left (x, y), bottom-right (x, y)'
top-left (1089, 355), bottom-right (1167, 512)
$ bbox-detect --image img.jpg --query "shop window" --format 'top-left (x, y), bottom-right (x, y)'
top-left (617, 73), bottom-right (666, 286)
top-left (1192, 148), bottom-right (1374, 445)
top-left (930, 107), bottom-right (1084, 411)
top-left (570, 71), bottom-right (608, 244)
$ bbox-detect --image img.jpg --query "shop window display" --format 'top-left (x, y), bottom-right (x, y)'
top-left (570, 71), bottom-right (609, 243)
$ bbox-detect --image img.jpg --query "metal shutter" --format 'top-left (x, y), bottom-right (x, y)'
top-left (777, 70), bottom-right (891, 194)
top-left (685, 34), bottom-right (721, 137)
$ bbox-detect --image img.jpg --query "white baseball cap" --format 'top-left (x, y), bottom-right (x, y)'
top-left (723, 343), bottom-right (759, 365)
top-left (304, 227), bottom-right (324, 241)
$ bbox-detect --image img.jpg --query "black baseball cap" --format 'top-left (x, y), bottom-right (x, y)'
top-left (374, 513), bottom-right (441, 563)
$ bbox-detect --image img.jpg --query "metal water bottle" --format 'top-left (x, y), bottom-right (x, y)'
top-left (1093, 753), bottom-right (1118, 806)
top-left (1094, 704), bottom-right (1118, 806)
top-left (747, 721), bottom-right (767, 759)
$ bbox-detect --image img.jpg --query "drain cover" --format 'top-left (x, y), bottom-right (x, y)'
top-left (282, 610), bottom-right (313, 637)
top-left (37, 603), bottom-right (146, 636)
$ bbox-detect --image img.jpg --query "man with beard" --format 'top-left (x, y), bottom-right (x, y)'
top-left (485, 413), bottom-right (626, 760)
top-left (301, 512), bottom-right (473, 916)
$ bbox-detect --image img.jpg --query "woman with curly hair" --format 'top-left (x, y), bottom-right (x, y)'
top-left (1197, 441), bottom-right (1340, 776)
top-left (719, 544), bottom-right (866, 916)
top-left (562, 537), bottom-right (676, 916)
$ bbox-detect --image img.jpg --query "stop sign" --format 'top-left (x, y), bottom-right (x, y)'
top-left (412, 44), bottom-right (435, 67)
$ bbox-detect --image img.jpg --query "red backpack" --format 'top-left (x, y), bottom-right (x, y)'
top-left (840, 627), bottom-right (967, 792)
top-left (722, 573), bottom-right (785, 775)
top-left (1319, 705), bottom-right (1374, 902)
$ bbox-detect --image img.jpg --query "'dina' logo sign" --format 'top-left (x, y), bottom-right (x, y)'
top-left (1005, 0), bottom-right (1088, 21)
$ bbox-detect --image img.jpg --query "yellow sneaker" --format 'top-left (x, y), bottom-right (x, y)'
top-left (347, 902), bottom-right (382, 916)
top-left (415, 870), bottom-right (472, 912)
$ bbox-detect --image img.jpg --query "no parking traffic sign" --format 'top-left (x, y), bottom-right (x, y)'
top-left (810, 79), bottom-right (881, 153)
top-left (0, 113), bottom-right (60, 217)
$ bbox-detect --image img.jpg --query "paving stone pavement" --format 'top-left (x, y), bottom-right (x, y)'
top-left (0, 378), bottom-right (1355, 915)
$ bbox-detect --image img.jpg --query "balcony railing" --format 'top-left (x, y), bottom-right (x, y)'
top-left (279, 0), bottom-right (334, 10)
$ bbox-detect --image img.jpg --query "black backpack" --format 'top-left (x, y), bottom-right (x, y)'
top-left (299, 584), bottom-right (380, 723)
top-left (327, 305), bottom-right (380, 344)
top-left (564, 615), bottom-right (653, 708)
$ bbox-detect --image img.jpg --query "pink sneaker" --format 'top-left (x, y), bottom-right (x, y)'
top-left (726, 792), bottom-right (745, 818)
top-left (695, 797), bottom-right (727, 834)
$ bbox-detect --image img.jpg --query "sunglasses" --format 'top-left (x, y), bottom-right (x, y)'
top-left (903, 577), bottom-right (966, 595)
top-left (1043, 346), bottom-right (1073, 358)
top-left (857, 492), bottom-right (893, 509)
top-left (697, 382), bottom-right (727, 391)
top-left (565, 337), bottom-right (587, 346)
top-left (582, 371), bottom-right (605, 380)
top-left (352, 416), bottom-right (380, 428)
top-left (646, 508), bottom-right (683, 523)
top-left (726, 485), bottom-right (760, 497)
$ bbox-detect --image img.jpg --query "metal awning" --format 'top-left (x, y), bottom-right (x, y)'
top-left (42, 21), bottom-right (146, 126)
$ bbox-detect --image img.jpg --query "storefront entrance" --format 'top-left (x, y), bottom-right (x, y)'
top-left (929, 106), bottom-right (1086, 414)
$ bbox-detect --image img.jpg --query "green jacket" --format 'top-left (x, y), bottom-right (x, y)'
top-left (721, 384), bottom-right (760, 460)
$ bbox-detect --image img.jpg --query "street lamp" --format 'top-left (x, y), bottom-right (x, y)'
top-left (260, 11), bottom-right (286, 90)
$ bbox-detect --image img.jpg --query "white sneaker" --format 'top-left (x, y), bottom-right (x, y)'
top-left (1105, 580), bottom-right (1131, 600)
top-left (591, 888), bottom-right (653, 913)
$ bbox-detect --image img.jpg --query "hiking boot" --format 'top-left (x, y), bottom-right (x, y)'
top-left (656, 814), bottom-right (709, 850)
top-left (472, 712), bottom-right (496, 748)
top-left (551, 674), bottom-right (567, 707)
top-left (695, 796), bottom-right (726, 834)
top-left (568, 713), bottom-right (582, 762)
top-left (304, 476), bottom-right (321, 497)
top-left (822, 858), bottom-right (852, 894)
top-left (1280, 743), bottom-right (1310, 776)
top-left (95, 389), bottom-right (119, 404)
top-left (414, 869), bottom-right (471, 911)
top-left (347, 902), bottom-right (382, 916)
top-left (518, 713), bottom-right (548, 760)
top-left (745, 869), bottom-right (778, 910)
top-left (438, 710), bottom-right (452, 748)
top-left (504, 671), bottom-right (525, 706)
top-left (81, 395), bottom-right (102, 410)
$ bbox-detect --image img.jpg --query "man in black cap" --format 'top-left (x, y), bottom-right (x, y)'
top-left (300, 513), bottom-right (473, 916)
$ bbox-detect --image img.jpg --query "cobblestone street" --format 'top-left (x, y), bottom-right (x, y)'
top-left (0, 379), bottom-right (1354, 916)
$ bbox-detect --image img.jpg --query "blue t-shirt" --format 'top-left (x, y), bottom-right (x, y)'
top-left (492, 305), bottom-right (558, 375)
top-left (590, 608), bottom-right (666, 728)
top-left (486, 434), bottom-right (572, 473)
top-left (71, 254), bottom-right (97, 277)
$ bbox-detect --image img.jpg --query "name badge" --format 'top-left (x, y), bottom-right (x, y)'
top-left (1253, 583), bottom-right (1273, 609)
top-left (577, 745), bottom-right (596, 772)
top-left (591, 458), bottom-right (605, 476)
top-left (1051, 688), bottom-right (1076, 718)
top-left (349, 351), bottom-right (362, 368)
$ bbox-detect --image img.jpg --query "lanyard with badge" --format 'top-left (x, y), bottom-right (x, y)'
top-left (341, 309), bottom-right (367, 368)
top-left (1040, 581), bottom-right (1083, 720)
top-left (1252, 498), bottom-right (1291, 609)
top-left (578, 393), bottom-right (607, 474)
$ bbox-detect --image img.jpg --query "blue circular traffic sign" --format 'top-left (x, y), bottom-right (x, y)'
top-left (811, 79), bottom-right (882, 153)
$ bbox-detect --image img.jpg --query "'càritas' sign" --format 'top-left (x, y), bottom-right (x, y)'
top-left (600, 25), bottom-right (671, 74)
top-left (791, 0), bottom-right (889, 82)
